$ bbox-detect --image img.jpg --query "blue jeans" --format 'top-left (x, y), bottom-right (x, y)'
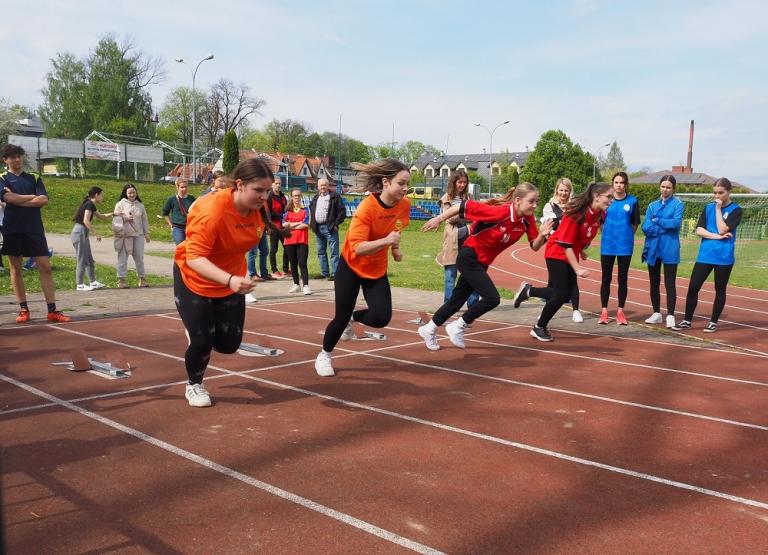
top-left (247, 232), bottom-right (269, 278)
top-left (444, 265), bottom-right (479, 307)
top-left (315, 224), bottom-right (340, 277)
top-left (171, 226), bottom-right (186, 245)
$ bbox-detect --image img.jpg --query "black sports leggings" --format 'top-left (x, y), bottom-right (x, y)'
top-left (322, 257), bottom-right (391, 352)
top-left (285, 243), bottom-right (309, 285)
top-left (600, 255), bottom-right (632, 308)
top-left (530, 258), bottom-right (576, 328)
top-left (684, 262), bottom-right (733, 323)
top-left (647, 261), bottom-right (678, 315)
top-left (432, 246), bottom-right (500, 326)
top-left (174, 265), bottom-right (245, 384)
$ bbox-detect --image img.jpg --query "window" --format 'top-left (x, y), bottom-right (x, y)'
top-left (441, 168), bottom-right (449, 177)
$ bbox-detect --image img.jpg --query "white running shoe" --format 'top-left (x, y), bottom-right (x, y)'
top-left (185, 383), bottom-right (212, 407)
top-left (645, 312), bottom-right (663, 324)
top-left (245, 293), bottom-right (258, 304)
top-left (302, 285), bottom-right (312, 295)
top-left (445, 319), bottom-right (466, 349)
top-left (90, 280), bottom-right (106, 289)
top-left (340, 321), bottom-right (355, 341)
top-left (76, 283), bottom-right (94, 291)
top-left (572, 310), bottom-right (584, 323)
top-left (288, 284), bottom-right (301, 293)
top-left (666, 315), bottom-right (676, 328)
top-left (315, 351), bottom-right (335, 377)
top-left (418, 324), bottom-right (440, 351)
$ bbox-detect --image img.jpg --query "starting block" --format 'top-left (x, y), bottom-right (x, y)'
top-left (51, 349), bottom-right (132, 379)
top-left (407, 311), bottom-right (430, 325)
top-left (352, 323), bottom-right (386, 340)
top-left (237, 337), bottom-right (284, 357)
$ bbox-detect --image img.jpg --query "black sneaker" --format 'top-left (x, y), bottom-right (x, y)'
top-left (513, 282), bottom-right (531, 308)
top-left (327, 275), bottom-right (335, 281)
top-left (703, 322), bottom-right (718, 333)
top-left (529, 326), bottom-right (553, 342)
top-left (673, 320), bottom-right (692, 330)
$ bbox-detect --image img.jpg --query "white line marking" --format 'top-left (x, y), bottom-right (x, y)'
top-left (0, 374), bottom-right (443, 555)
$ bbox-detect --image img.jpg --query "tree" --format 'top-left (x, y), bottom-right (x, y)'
top-left (201, 79), bottom-right (265, 149)
top-left (222, 130), bottom-right (239, 173)
top-left (39, 53), bottom-right (89, 138)
top-left (399, 140), bottom-right (439, 164)
top-left (600, 141), bottom-right (626, 178)
top-left (519, 129), bottom-right (595, 209)
top-left (157, 86), bottom-right (206, 145)
top-left (1, 98), bottom-right (27, 145)
top-left (262, 119), bottom-right (311, 152)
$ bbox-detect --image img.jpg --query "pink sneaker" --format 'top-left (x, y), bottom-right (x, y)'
top-left (598, 308), bottom-right (609, 325)
top-left (616, 310), bottom-right (628, 326)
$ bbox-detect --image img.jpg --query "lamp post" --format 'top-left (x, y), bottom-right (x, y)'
top-left (474, 120), bottom-right (510, 197)
top-left (593, 143), bottom-right (610, 183)
top-left (175, 54), bottom-right (214, 183)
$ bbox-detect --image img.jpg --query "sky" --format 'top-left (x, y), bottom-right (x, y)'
top-left (4, 0), bottom-right (767, 190)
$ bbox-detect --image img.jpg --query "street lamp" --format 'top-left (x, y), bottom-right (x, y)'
top-left (175, 53), bottom-right (214, 183)
top-left (474, 120), bottom-right (510, 197)
top-left (593, 142), bottom-right (610, 183)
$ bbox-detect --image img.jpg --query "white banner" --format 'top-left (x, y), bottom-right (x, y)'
top-left (85, 140), bottom-right (120, 161)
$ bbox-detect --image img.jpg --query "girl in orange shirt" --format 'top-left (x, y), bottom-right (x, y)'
top-left (315, 159), bottom-right (411, 377)
top-left (174, 158), bottom-right (279, 407)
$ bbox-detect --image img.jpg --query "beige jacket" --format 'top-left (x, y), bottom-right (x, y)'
top-left (435, 193), bottom-right (471, 267)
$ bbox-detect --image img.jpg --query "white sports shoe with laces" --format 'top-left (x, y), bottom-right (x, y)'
top-left (315, 351), bottom-right (335, 377)
top-left (418, 324), bottom-right (440, 351)
top-left (185, 383), bottom-right (212, 407)
top-left (445, 319), bottom-right (466, 349)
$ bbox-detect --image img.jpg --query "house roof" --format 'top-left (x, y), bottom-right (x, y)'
top-left (412, 152), bottom-right (530, 172)
top-left (633, 171), bottom-right (746, 190)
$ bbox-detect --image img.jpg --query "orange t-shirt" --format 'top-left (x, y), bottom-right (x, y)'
top-left (175, 189), bottom-right (265, 297)
top-left (341, 194), bottom-right (410, 279)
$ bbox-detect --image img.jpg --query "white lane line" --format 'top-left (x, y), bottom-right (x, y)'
top-left (0, 373), bottom-right (443, 555)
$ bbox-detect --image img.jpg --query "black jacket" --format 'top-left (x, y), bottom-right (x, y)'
top-left (309, 192), bottom-right (346, 233)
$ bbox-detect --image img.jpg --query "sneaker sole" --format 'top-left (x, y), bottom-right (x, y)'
top-left (529, 329), bottom-right (553, 342)
top-left (315, 365), bottom-right (336, 377)
top-left (513, 283), bottom-right (529, 308)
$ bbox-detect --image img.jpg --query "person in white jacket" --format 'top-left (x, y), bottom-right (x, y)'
top-left (112, 183), bottom-right (150, 288)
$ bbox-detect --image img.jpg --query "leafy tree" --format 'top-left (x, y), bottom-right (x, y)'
top-left (399, 140), bottom-right (439, 164)
top-left (1, 98), bottom-right (28, 145)
top-left (201, 79), bottom-right (265, 149)
top-left (262, 119), bottom-right (310, 152)
top-left (302, 132), bottom-right (326, 157)
top-left (600, 141), bottom-right (626, 177)
top-left (222, 130), bottom-right (239, 173)
top-left (520, 129), bottom-right (595, 209)
top-left (467, 171), bottom-right (487, 192)
top-left (39, 53), bottom-right (89, 138)
top-left (158, 86), bottom-right (206, 145)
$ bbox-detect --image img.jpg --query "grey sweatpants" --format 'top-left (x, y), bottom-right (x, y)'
top-left (71, 224), bottom-right (95, 285)
top-left (116, 236), bottom-right (146, 278)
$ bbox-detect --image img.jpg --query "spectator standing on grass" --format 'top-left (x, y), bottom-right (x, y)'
top-left (514, 182), bottom-right (612, 342)
top-left (674, 177), bottom-right (742, 333)
top-left (541, 177), bottom-right (584, 323)
top-left (267, 176), bottom-right (289, 278)
top-left (0, 144), bottom-right (70, 323)
top-left (0, 197), bottom-right (6, 273)
top-left (71, 186), bottom-right (112, 291)
top-left (162, 177), bottom-right (196, 244)
top-left (419, 183), bottom-right (551, 351)
top-left (315, 159), bottom-right (411, 377)
top-left (435, 169), bottom-right (478, 307)
top-left (309, 178), bottom-right (345, 280)
top-left (283, 187), bottom-right (312, 295)
top-left (174, 158), bottom-right (283, 407)
top-left (113, 183), bottom-right (150, 289)
top-left (641, 175), bottom-right (684, 329)
top-left (598, 172), bottom-right (640, 325)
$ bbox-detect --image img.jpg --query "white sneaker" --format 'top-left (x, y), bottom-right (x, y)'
top-left (645, 312), bottom-right (663, 324)
top-left (90, 280), bottom-right (106, 289)
top-left (666, 315), bottom-right (676, 328)
top-left (417, 324), bottom-right (440, 351)
top-left (302, 285), bottom-right (312, 295)
top-left (76, 283), bottom-right (94, 291)
top-left (445, 319), bottom-right (466, 349)
top-left (340, 321), bottom-right (355, 341)
top-left (185, 383), bottom-right (212, 407)
top-left (245, 293), bottom-right (258, 304)
top-left (572, 310), bottom-right (584, 323)
top-left (288, 283), bottom-right (301, 293)
top-left (315, 351), bottom-right (335, 377)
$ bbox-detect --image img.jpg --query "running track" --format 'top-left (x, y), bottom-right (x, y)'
top-left (1, 297), bottom-right (767, 552)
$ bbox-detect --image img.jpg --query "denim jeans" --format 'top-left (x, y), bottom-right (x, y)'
top-left (247, 232), bottom-right (269, 278)
top-left (171, 226), bottom-right (186, 245)
top-left (315, 224), bottom-right (340, 277)
top-left (444, 264), bottom-right (479, 307)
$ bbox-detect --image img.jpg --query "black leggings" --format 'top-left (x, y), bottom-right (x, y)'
top-left (174, 265), bottom-right (245, 384)
top-left (322, 257), bottom-right (392, 352)
top-left (684, 262), bottom-right (733, 323)
top-left (530, 258), bottom-right (576, 328)
top-left (285, 243), bottom-right (309, 285)
top-left (647, 261), bottom-right (678, 315)
top-left (269, 228), bottom-right (288, 273)
top-left (600, 255), bottom-right (632, 308)
top-left (433, 246), bottom-right (500, 326)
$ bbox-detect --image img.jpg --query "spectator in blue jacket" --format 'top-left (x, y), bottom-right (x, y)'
top-left (641, 175), bottom-right (683, 328)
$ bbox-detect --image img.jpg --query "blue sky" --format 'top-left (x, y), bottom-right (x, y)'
top-left (5, 0), bottom-right (767, 190)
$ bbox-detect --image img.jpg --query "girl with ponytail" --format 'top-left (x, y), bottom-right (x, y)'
top-left (70, 186), bottom-right (112, 291)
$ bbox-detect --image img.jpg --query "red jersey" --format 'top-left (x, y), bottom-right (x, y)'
top-left (545, 208), bottom-right (604, 261)
top-left (460, 199), bottom-right (539, 266)
top-left (283, 206), bottom-right (309, 245)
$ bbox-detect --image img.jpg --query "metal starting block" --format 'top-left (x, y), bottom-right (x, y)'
top-left (407, 311), bottom-right (430, 325)
top-left (352, 323), bottom-right (386, 340)
top-left (237, 338), bottom-right (284, 357)
top-left (51, 349), bottom-right (132, 379)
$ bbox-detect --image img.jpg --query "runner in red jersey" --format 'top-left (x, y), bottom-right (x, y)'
top-left (418, 183), bottom-right (552, 350)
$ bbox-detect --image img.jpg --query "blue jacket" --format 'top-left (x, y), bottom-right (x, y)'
top-left (641, 196), bottom-right (684, 265)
